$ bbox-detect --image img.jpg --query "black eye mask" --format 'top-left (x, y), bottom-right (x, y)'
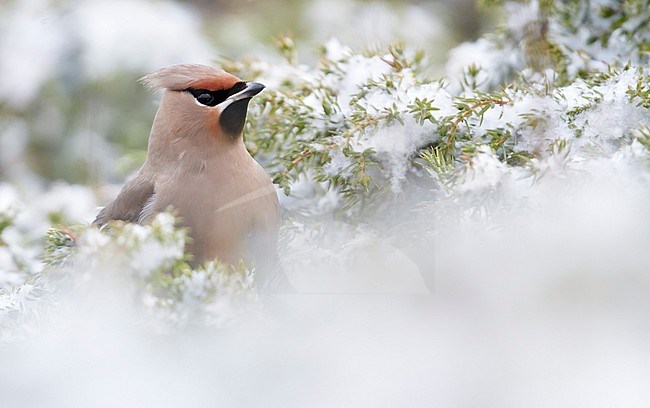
top-left (185, 82), bottom-right (247, 106)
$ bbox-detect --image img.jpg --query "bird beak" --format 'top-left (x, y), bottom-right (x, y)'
top-left (218, 82), bottom-right (265, 136)
top-left (237, 82), bottom-right (265, 99)
top-left (224, 82), bottom-right (265, 104)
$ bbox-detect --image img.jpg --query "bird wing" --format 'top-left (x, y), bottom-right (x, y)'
top-left (93, 172), bottom-right (154, 226)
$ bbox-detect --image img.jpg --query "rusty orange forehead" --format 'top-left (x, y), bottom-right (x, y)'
top-left (189, 74), bottom-right (241, 91)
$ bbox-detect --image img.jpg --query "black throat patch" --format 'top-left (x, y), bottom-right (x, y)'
top-left (220, 98), bottom-right (251, 137)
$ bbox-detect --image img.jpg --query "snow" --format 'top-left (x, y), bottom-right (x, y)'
top-left (455, 146), bottom-right (510, 193)
top-left (0, 183), bottom-right (20, 213)
top-left (551, 69), bottom-right (650, 155)
top-left (324, 54), bottom-right (393, 110)
top-left (358, 116), bottom-right (438, 193)
top-left (0, 248), bottom-right (22, 285)
top-left (323, 37), bottom-right (352, 61)
top-left (2, 154), bottom-right (650, 405)
top-left (445, 38), bottom-right (523, 93)
top-left (278, 172), bottom-right (341, 217)
top-left (282, 221), bottom-right (429, 294)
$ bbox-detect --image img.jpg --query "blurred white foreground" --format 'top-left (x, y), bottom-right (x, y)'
top-left (1, 143), bottom-right (649, 407)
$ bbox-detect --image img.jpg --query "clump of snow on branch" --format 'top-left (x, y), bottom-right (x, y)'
top-left (0, 197), bottom-right (256, 343)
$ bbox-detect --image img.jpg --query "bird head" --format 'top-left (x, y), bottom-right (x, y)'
top-left (140, 64), bottom-right (265, 145)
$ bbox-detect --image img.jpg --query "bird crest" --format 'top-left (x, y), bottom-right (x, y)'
top-left (139, 64), bottom-right (240, 92)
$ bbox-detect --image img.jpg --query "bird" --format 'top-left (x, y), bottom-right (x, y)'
top-left (94, 64), bottom-right (283, 288)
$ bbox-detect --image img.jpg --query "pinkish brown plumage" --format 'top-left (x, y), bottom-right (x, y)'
top-left (139, 64), bottom-right (240, 92)
top-left (95, 64), bottom-right (283, 288)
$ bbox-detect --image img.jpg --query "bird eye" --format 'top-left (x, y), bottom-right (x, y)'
top-left (186, 84), bottom-right (246, 107)
top-left (196, 93), bottom-right (214, 105)
top-left (187, 89), bottom-right (221, 106)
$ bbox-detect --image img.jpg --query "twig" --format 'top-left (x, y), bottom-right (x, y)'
top-left (445, 99), bottom-right (509, 150)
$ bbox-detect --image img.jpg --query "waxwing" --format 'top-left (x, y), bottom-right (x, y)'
top-left (94, 64), bottom-right (283, 289)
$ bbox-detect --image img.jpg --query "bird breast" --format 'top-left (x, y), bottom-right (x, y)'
top-left (153, 154), bottom-right (279, 266)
